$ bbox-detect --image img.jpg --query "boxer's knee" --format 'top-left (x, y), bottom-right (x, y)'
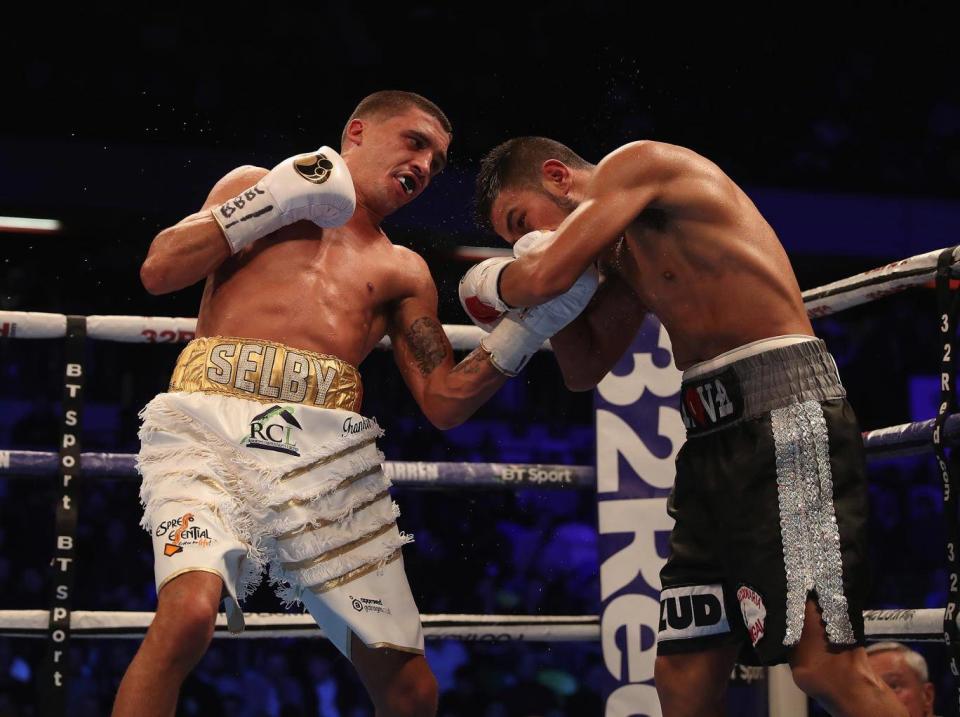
top-left (150, 572), bottom-right (221, 672)
top-left (383, 668), bottom-right (438, 717)
top-left (352, 638), bottom-right (438, 717)
top-left (655, 650), bottom-right (734, 715)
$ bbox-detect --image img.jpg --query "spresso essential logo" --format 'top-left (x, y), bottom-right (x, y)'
top-left (680, 369), bottom-right (741, 431)
top-left (294, 153), bottom-right (334, 184)
top-left (156, 513), bottom-right (214, 556)
top-left (658, 584), bottom-right (730, 641)
top-left (350, 595), bottom-right (391, 615)
top-left (241, 405), bottom-right (302, 456)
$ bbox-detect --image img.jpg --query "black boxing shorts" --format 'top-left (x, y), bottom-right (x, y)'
top-left (657, 336), bottom-right (868, 666)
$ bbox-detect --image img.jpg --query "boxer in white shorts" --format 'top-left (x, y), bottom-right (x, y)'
top-left (113, 93), bottom-right (598, 717)
top-left (139, 336), bottom-right (421, 658)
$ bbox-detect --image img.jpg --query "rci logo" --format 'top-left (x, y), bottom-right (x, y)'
top-left (241, 405), bottom-right (302, 456)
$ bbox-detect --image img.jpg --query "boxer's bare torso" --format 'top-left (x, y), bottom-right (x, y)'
top-left (142, 106), bottom-right (508, 430)
top-left (604, 171), bottom-right (812, 369)
top-left (196, 210), bottom-right (429, 368)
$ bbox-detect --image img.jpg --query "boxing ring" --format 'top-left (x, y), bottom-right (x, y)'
top-left (2, 245), bottom-right (960, 715)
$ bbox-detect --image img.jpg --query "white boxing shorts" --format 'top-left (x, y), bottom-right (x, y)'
top-left (136, 336), bottom-right (424, 658)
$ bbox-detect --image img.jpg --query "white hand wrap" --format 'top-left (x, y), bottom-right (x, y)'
top-left (212, 146), bottom-right (356, 253)
top-left (481, 264), bottom-right (599, 376)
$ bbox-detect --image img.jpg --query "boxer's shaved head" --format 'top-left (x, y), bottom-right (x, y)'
top-left (342, 91), bottom-right (452, 147)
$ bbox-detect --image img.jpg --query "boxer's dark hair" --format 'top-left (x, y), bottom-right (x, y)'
top-left (342, 91), bottom-right (452, 146)
top-left (474, 137), bottom-right (591, 233)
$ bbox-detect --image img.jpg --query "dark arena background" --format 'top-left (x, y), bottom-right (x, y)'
top-left (2, 7), bottom-right (960, 717)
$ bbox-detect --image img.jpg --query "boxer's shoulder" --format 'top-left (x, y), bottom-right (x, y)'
top-left (383, 243), bottom-right (430, 278)
top-left (381, 244), bottom-right (437, 303)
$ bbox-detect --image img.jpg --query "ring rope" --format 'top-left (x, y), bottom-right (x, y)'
top-left (2, 412), bottom-right (955, 485)
top-left (0, 609), bottom-right (944, 643)
top-left (0, 451), bottom-right (594, 488)
top-left (1, 244), bottom-right (957, 343)
top-left (802, 245), bottom-right (960, 317)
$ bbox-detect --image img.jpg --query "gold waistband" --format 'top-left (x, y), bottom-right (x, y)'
top-left (169, 336), bottom-right (363, 412)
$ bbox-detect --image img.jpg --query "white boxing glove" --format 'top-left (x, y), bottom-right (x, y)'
top-left (511, 229), bottom-right (554, 257)
top-left (212, 146), bottom-right (356, 253)
top-left (481, 263), bottom-right (599, 376)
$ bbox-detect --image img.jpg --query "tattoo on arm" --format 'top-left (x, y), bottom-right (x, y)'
top-left (404, 317), bottom-right (448, 376)
top-left (450, 348), bottom-right (489, 375)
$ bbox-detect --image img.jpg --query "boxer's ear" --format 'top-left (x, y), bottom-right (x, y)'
top-left (344, 119), bottom-right (365, 149)
top-left (541, 159), bottom-right (572, 195)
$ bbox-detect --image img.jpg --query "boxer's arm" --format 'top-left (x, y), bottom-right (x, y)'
top-left (550, 273), bottom-right (648, 391)
top-left (498, 141), bottom-right (716, 307)
top-left (389, 256), bottom-right (508, 430)
top-left (140, 166), bottom-right (268, 295)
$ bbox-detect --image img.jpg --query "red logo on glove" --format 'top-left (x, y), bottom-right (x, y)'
top-left (464, 296), bottom-right (503, 325)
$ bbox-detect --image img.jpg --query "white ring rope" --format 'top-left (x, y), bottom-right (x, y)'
top-left (801, 245), bottom-right (960, 317)
top-left (1, 245), bottom-right (956, 343)
top-left (0, 609), bottom-right (942, 642)
top-left (0, 611), bottom-right (598, 641)
top-left (0, 312), bottom-right (489, 351)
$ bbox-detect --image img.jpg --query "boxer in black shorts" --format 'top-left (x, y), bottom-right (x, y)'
top-left (662, 337), bottom-right (869, 667)
top-left (466, 137), bottom-right (907, 716)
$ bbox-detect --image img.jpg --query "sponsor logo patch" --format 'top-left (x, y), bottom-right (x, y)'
top-left (241, 405), bottom-right (302, 456)
top-left (156, 512), bottom-right (216, 556)
top-left (679, 368), bottom-right (742, 434)
top-left (342, 415), bottom-right (377, 437)
top-left (737, 585), bottom-right (767, 647)
top-left (499, 465), bottom-right (574, 485)
top-left (658, 584), bottom-right (730, 642)
top-left (350, 595), bottom-right (391, 615)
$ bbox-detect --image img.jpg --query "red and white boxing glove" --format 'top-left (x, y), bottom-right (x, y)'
top-left (211, 147), bottom-right (356, 254)
top-left (457, 230), bottom-right (556, 330)
top-left (459, 229), bottom-right (599, 376)
top-left (481, 272), bottom-right (598, 375)
top-left (457, 256), bottom-right (513, 330)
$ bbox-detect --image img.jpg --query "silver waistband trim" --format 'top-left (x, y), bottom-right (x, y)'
top-left (683, 335), bottom-right (817, 381)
